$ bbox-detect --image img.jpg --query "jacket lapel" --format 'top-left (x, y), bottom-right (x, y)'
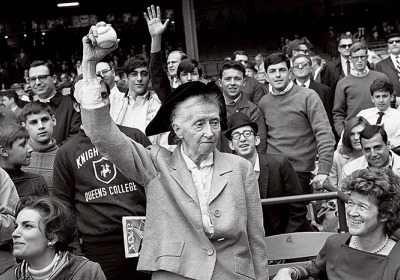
top-left (167, 144), bottom-right (200, 205)
top-left (209, 150), bottom-right (231, 203)
top-left (258, 153), bottom-right (269, 199)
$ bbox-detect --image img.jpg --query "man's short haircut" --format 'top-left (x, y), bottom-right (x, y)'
top-left (168, 50), bottom-right (187, 61)
top-left (370, 78), bottom-right (394, 95)
top-left (264, 52), bottom-right (291, 70)
top-left (177, 59), bottom-right (203, 77)
top-left (29, 60), bottom-right (55, 76)
top-left (3, 90), bottom-right (19, 104)
top-left (219, 60), bottom-right (245, 78)
top-left (232, 50), bottom-right (249, 60)
top-left (123, 54), bottom-right (148, 74)
top-left (20, 101), bottom-right (54, 123)
top-left (0, 121), bottom-right (29, 149)
top-left (360, 125), bottom-right (388, 146)
top-left (286, 39), bottom-right (306, 58)
top-left (349, 41), bottom-right (367, 54)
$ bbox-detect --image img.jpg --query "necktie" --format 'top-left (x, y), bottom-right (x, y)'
top-left (396, 56), bottom-right (400, 83)
top-left (376, 111), bottom-right (384, 124)
top-left (346, 60), bottom-right (351, 76)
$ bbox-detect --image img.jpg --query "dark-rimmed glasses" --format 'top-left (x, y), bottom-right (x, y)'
top-left (96, 68), bottom-right (112, 77)
top-left (388, 40), bottom-right (400, 44)
top-left (231, 130), bottom-right (254, 140)
top-left (28, 74), bottom-right (51, 85)
top-left (339, 44), bottom-right (352, 49)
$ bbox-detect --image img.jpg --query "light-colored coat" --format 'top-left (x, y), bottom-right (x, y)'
top-left (82, 107), bottom-right (269, 280)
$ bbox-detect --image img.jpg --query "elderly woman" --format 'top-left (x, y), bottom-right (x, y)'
top-left (325, 116), bottom-right (370, 189)
top-left (274, 167), bottom-right (400, 280)
top-left (12, 196), bottom-right (106, 279)
top-left (73, 20), bottom-right (268, 280)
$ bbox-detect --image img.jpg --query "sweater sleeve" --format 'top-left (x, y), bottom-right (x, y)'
top-left (149, 50), bottom-right (172, 103)
top-left (333, 80), bottom-right (347, 136)
top-left (306, 93), bottom-right (335, 175)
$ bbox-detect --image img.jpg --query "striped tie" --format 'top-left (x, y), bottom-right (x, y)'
top-left (396, 56), bottom-right (400, 84)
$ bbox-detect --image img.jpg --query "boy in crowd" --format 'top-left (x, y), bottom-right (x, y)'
top-left (20, 101), bottom-right (58, 191)
top-left (0, 121), bottom-right (48, 198)
top-left (357, 78), bottom-right (400, 151)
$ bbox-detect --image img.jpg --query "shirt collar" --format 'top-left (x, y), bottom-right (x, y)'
top-left (38, 93), bottom-right (55, 103)
top-left (296, 79), bottom-right (310, 88)
top-left (225, 93), bottom-right (242, 106)
top-left (350, 67), bottom-right (369, 77)
top-left (269, 81), bottom-right (294, 96)
top-left (181, 145), bottom-right (214, 170)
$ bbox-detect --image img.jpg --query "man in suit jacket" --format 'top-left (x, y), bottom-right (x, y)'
top-left (226, 112), bottom-right (312, 236)
top-left (292, 54), bottom-right (334, 130)
top-left (321, 34), bottom-right (354, 95)
top-left (375, 32), bottom-right (400, 108)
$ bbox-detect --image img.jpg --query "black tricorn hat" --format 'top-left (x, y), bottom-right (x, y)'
top-left (145, 81), bottom-right (227, 137)
top-left (224, 112), bottom-right (258, 140)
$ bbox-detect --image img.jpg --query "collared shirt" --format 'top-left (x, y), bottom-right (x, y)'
top-left (313, 66), bottom-right (322, 81)
top-left (181, 146), bottom-right (214, 237)
top-left (254, 153), bottom-right (260, 179)
top-left (269, 81), bottom-right (294, 96)
top-left (390, 53), bottom-right (400, 71)
top-left (296, 79), bottom-right (311, 88)
top-left (38, 93), bottom-right (55, 103)
top-left (350, 67), bottom-right (369, 77)
top-left (225, 94), bottom-right (242, 106)
top-left (341, 57), bottom-right (352, 76)
top-left (357, 107), bottom-right (400, 147)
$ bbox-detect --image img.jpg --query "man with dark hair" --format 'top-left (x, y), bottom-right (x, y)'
top-left (357, 78), bottom-right (400, 150)
top-left (333, 41), bottom-right (389, 136)
top-left (232, 50), bottom-right (267, 105)
top-left (28, 60), bottom-right (81, 146)
top-left (53, 75), bottom-right (151, 280)
top-left (226, 112), bottom-right (312, 236)
top-left (375, 33), bottom-right (400, 107)
top-left (258, 52), bottom-right (335, 194)
top-left (286, 39), bottom-right (309, 60)
top-left (0, 90), bottom-right (22, 121)
top-left (340, 125), bottom-right (400, 184)
top-left (217, 60), bottom-right (267, 154)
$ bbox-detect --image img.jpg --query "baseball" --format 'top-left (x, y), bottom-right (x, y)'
top-left (96, 25), bottom-right (117, 48)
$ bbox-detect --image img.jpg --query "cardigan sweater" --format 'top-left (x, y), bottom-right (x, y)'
top-left (258, 84), bottom-right (335, 174)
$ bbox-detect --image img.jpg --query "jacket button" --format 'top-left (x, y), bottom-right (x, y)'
top-left (207, 248), bottom-right (214, 256)
top-left (214, 210), bottom-right (221, 217)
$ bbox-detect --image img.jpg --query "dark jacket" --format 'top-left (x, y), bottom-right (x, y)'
top-left (320, 57), bottom-right (345, 95)
top-left (375, 57), bottom-right (400, 96)
top-left (258, 152), bottom-right (312, 236)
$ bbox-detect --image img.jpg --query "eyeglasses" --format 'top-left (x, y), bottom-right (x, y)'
top-left (339, 44), bottom-right (352, 49)
top-left (292, 62), bottom-right (310, 69)
top-left (28, 74), bottom-right (51, 85)
top-left (295, 49), bottom-right (309, 54)
top-left (388, 40), bottom-right (400, 44)
top-left (96, 68), bottom-right (112, 76)
top-left (350, 55), bottom-right (368, 60)
top-left (231, 130), bottom-right (254, 140)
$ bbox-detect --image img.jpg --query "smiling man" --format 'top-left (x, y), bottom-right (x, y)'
top-left (340, 125), bottom-right (400, 186)
top-left (258, 52), bottom-right (335, 194)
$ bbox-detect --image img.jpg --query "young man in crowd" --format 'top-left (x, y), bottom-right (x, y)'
top-left (226, 112), bottom-right (312, 236)
top-left (20, 101), bottom-right (58, 192)
top-left (258, 52), bottom-right (335, 194)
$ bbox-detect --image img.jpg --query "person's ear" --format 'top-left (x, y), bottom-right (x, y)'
top-left (172, 123), bottom-right (183, 139)
top-left (390, 94), bottom-right (395, 102)
top-left (51, 115), bottom-right (57, 126)
top-left (255, 135), bottom-right (260, 147)
top-left (371, 96), bottom-right (375, 104)
top-left (243, 77), bottom-right (247, 86)
top-left (228, 141), bottom-right (235, 151)
top-left (0, 146), bottom-right (8, 157)
top-left (21, 122), bottom-right (26, 127)
top-left (72, 102), bottom-right (81, 113)
top-left (217, 78), bottom-right (222, 88)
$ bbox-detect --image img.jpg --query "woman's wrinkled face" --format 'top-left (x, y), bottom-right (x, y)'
top-left (173, 97), bottom-right (220, 159)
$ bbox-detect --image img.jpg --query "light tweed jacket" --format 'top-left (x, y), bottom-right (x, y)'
top-left (82, 106), bottom-right (269, 280)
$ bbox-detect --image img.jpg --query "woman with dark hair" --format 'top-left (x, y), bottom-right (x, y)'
top-left (12, 196), bottom-right (106, 279)
top-left (275, 168), bottom-right (400, 279)
top-left (325, 116), bottom-right (370, 188)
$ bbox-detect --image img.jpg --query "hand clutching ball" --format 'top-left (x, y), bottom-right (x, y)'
top-left (95, 24), bottom-right (117, 48)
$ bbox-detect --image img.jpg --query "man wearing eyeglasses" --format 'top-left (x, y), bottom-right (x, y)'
top-left (375, 33), bottom-right (400, 108)
top-left (321, 34), bottom-right (353, 97)
top-left (28, 60), bottom-right (81, 146)
top-left (226, 112), bottom-right (312, 236)
top-left (333, 42), bottom-right (389, 137)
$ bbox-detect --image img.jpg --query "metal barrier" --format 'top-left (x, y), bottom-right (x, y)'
top-left (261, 184), bottom-right (349, 232)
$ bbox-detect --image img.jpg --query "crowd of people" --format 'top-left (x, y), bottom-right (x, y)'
top-left (2, 3), bottom-right (400, 280)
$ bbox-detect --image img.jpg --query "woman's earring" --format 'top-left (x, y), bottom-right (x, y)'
top-left (47, 241), bottom-right (53, 248)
